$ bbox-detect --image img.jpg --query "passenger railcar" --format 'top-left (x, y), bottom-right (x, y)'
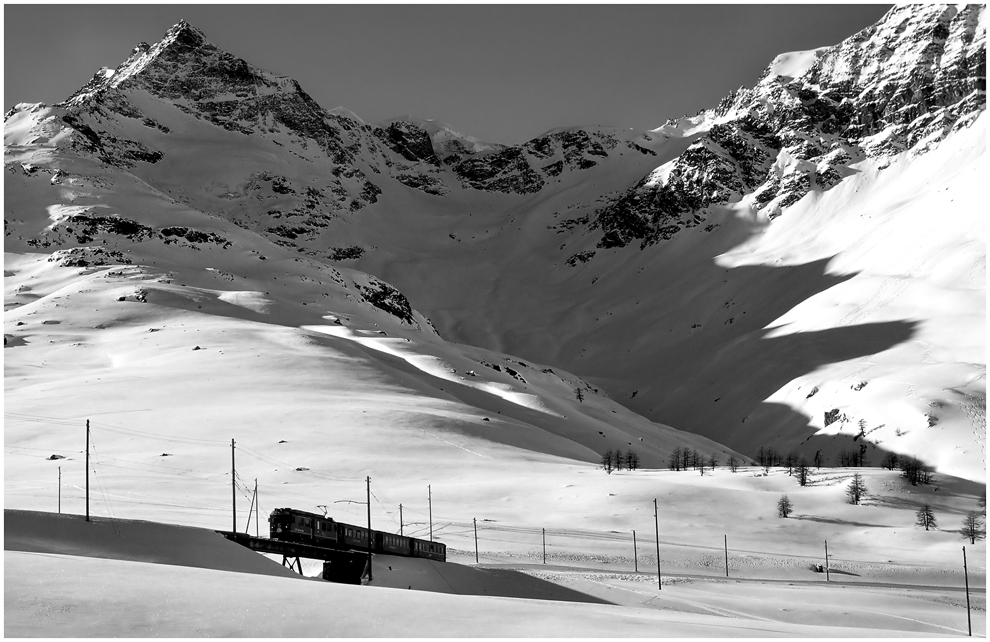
top-left (269, 507), bottom-right (446, 562)
top-left (269, 507), bottom-right (339, 548)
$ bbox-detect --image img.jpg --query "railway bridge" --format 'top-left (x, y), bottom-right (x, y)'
top-left (217, 530), bottom-right (369, 584)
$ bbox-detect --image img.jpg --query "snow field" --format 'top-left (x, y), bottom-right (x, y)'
top-left (12, 550), bottom-right (960, 638)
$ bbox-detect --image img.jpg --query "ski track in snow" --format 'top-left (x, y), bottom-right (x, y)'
top-left (416, 427), bottom-right (489, 459)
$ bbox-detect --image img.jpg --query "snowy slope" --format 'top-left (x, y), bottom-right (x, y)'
top-left (328, 4), bottom-right (987, 480)
top-left (4, 87), bottom-right (742, 501)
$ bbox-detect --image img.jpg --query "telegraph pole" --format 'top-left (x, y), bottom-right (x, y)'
top-left (58, 466), bottom-right (61, 514)
top-left (542, 528), bottom-right (546, 564)
top-left (244, 483), bottom-right (255, 533)
top-left (254, 478), bottom-right (259, 537)
top-left (632, 530), bottom-right (638, 573)
top-left (824, 539), bottom-right (830, 582)
top-left (428, 484), bottom-right (433, 542)
top-left (231, 439), bottom-right (236, 534)
top-left (474, 518), bottom-right (479, 563)
top-left (654, 498), bottom-right (661, 590)
top-left (963, 546), bottom-right (972, 636)
top-left (366, 476), bottom-right (373, 582)
top-left (399, 504), bottom-right (403, 536)
top-left (724, 535), bottom-right (729, 577)
top-left (85, 420), bottom-right (90, 522)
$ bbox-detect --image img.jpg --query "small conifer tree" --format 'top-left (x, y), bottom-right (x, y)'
top-left (961, 511), bottom-right (986, 544)
top-left (915, 504), bottom-right (937, 531)
top-left (846, 473), bottom-right (867, 505)
top-left (777, 495), bottom-right (793, 518)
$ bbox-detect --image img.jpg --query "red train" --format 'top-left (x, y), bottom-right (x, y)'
top-left (269, 507), bottom-right (446, 562)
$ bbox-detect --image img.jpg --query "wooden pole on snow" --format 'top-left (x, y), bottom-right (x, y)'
top-left (633, 530), bottom-right (638, 573)
top-left (724, 535), bottom-right (729, 577)
top-left (85, 420), bottom-right (90, 522)
top-left (824, 539), bottom-right (830, 582)
top-left (367, 476), bottom-right (373, 582)
top-left (654, 498), bottom-right (661, 590)
top-left (963, 546), bottom-right (972, 636)
top-left (231, 439), bottom-right (236, 534)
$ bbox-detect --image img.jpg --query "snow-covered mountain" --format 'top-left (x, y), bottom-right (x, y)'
top-left (4, 21), bottom-right (740, 489)
top-left (5, 5), bottom-right (985, 483)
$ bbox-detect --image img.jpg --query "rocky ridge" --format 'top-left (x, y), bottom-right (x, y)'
top-left (591, 3), bottom-right (985, 251)
top-left (47, 21), bottom-right (652, 206)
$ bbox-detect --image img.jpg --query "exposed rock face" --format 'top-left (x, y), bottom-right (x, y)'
top-left (356, 277), bottom-right (416, 324)
top-left (448, 127), bottom-right (646, 194)
top-left (591, 4), bottom-right (986, 249)
top-left (454, 146), bottom-right (546, 193)
top-left (378, 121), bottom-right (442, 167)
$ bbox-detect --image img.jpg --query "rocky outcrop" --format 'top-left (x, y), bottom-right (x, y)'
top-left (377, 121), bottom-right (442, 167)
top-left (357, 277), bottom-right (415, 324)
top-left (453, 146), bottom-right (546, 194)
top-left (450, 127), bottom-right (631, 194)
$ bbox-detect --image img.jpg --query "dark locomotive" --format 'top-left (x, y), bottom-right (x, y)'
top-left (269, 507), bottom-right (446, 562)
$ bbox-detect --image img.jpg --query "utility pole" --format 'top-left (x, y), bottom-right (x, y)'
top-left (654, 498), bottom-right (661, 590)
top-left (428, 484), bottom-right (433, 542)
top-left (724, 535), bottom-right (729, 577)
top-left (633, 530), bottom-right (638, 573)
top-left (399, 504), bottom-right (403, 536)
top-left (244, 489), bottom-right (255, 532)
top-left (58, 466), bottom-right (61, 514)
top-left (254, 478), bottom-right (259, 537)
top-left (231, 439), bottom-right (236, 534)
top-left (542, 528), bottom-right (546, 564)
top-left (474, 518), bottom-right (479, 563)
top-left (85, 420), bottom-right (90, 522)
top-left (244, 479), bottom-right (257, 534)
top-left (963, 546), bottom-right (972, 636)
top-left (824, 540), bottom-right (830, 582)
top-left (366, 476), bottom-right (373, 582)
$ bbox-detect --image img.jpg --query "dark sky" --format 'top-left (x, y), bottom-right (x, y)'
top-left (4, 4), bottom-right (891, 144)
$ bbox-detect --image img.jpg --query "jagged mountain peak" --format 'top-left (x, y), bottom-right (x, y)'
top-left (60, 19), bottom-right (312, 116)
